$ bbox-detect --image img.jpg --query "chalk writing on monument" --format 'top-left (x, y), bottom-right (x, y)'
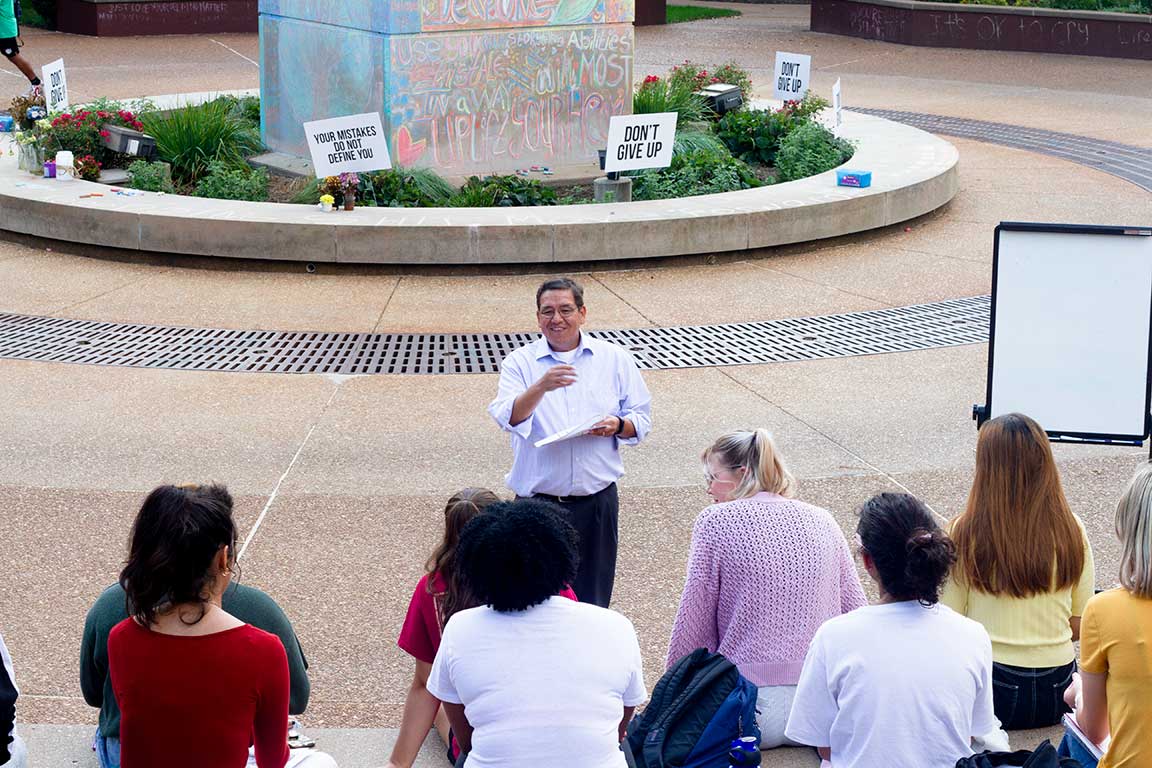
top-left (259, 0), bottom-right (635, 175)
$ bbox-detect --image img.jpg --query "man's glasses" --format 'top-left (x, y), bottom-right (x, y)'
top-left (539, 306), bottom-right (579, 319)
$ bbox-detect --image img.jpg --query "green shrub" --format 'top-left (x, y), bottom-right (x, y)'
top-left (783, 93), bottom-right (831, 121)
top-left (715, 108), bottom-right (795, 166)
top-left (213, 95), bottom-right (262, 129)
top-left (360, 168), bottom-right (455, 207)
top-left (711, 64), bottom-right (754, 103)
top-left (142, 99), bottom-right (263, 185)
top-left (193, 161), bottom-right (269, 201)
top-left (127, 160), bottom-right (175, 193)
top-left (633, 75), bottom-right (710, 126)
top-left (448, 175), bottom-right (557, 207)
top-left (775, 122), bottom-right (854, 182)
top-left (673, 129), bottom-right (730, 159)
top-left (25, 0), bottom-right (56, 27)
top-left (632, 149), bottom-right (762, 201)
top-left (668, 61), bottom-right (754, 105)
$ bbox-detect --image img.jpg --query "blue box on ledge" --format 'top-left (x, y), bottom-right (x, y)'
top-left (836, 169), bottom-right (872, 188)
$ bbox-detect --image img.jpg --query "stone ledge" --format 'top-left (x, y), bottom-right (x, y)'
top-left (811, 0), bottom-right (1152, 60)
top-left (0, 109), bottom-right (959, 266)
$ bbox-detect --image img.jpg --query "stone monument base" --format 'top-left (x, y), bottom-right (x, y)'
top-left (261, 14), bottom-right (635, 177)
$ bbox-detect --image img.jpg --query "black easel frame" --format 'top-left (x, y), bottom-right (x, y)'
top-left (974, 221), bottom-right (1152, 446)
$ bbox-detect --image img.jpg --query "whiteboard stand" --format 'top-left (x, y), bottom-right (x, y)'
top-left (973, 222), bottom-right (1152, 447)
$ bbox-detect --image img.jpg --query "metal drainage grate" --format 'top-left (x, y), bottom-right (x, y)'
top-left (856, 109), bottom-right (1152, 193)
top-left (0, 296), bottom-right (991, 375)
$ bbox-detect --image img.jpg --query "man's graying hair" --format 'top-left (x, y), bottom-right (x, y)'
top-left (536, 278), bottom-right (585, 309)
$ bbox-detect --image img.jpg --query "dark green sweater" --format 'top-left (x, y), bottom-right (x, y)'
top-left (80, 582), bottom-right (311, 738)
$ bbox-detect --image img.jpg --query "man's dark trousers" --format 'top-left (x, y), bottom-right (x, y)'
top-left (534, 483), bottom-right (619, 608)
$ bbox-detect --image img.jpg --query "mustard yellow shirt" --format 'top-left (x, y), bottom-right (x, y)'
top-left (941, 516), bottom-right (1094, 668)
top-left (1081, 588), bottom-right (1152, 768)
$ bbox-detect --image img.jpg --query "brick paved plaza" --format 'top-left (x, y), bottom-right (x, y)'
top-left (2, 5), bottom-right (1151, 766)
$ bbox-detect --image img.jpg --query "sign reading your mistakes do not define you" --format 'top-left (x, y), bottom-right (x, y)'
top-left (773, 52), bottom-right (812, 101)
top-left (604, 112), bottom-right (678, 174)
top-left (304, 112), bottom-right (392, 177)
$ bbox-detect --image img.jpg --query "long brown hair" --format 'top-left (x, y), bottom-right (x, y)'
top-left (951, 413), bottom-right (1084, 597)
top-left (425, 488), bottom-right (501, 627)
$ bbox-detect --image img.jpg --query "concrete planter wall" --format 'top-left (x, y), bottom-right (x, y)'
top-left (811, 0), bottom-right (1152, 60)
top-left (57, 0), bottom-right (257, 36)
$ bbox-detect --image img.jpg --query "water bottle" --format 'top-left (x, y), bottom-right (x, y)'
top-left (728, 735), bottom-right (760, 767)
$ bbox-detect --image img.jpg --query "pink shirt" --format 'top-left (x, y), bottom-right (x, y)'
top-left (667, 493), bottom-right (867, 686)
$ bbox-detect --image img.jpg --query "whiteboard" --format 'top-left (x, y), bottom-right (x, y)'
top-left (986, 223), bottom-right (1152, 442)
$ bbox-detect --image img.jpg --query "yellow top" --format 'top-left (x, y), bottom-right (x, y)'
top-left (1081, 588), bottom-right (1152, 768)
top-left (940, 515), bottom-right (1094, 668)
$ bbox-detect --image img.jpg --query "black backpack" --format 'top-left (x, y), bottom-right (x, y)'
top-left (624, 649), bottom-right (760, 768)
top-left (955, 739), bottom-right (1082, 768)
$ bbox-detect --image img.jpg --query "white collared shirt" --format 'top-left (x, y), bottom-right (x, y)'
top-left (488, 333), bottom-right (652, 497)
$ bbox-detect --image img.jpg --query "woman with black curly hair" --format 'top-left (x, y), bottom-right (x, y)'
top-left (426, 499), bottom-right (646, 768)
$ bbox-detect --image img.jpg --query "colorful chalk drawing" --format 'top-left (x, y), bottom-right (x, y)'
top-left (260, 0), bottom-right (635, 175)
top-left (386, 25), bottom-right (633, 173)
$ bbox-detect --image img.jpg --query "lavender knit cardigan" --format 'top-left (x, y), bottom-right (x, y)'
top-left (667, 492), bottom-right (868, 686)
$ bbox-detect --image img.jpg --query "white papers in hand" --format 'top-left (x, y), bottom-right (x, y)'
top-left (534, 414), bottom-right (608, 448)
top-left (1062, 714), bottom-right (1109, 759)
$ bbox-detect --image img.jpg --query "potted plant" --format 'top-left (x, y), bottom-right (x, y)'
top-left (338, 172), bottom-right (359, 210)
top-left (318, 194), bottom-right (335, 212)
top-left (14, 131), bottom-right (44, 173)
top-left (74, 154), bottom-right (102, 182)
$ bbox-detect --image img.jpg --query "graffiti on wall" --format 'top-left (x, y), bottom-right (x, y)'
top-left (386, 24), bottom-right (633, 173)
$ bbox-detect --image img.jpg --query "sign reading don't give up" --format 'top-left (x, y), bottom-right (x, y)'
top-left (304, 112), bottom-right (392, 177)
top-left (773, 52), bottom-right (811, 101)
top-left (604, 112), bottom-right (677, 173)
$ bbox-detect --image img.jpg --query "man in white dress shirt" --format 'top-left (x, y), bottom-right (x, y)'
top-left (488, 278), bottom-right (652, 607)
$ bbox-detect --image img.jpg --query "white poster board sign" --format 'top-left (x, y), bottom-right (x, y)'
top-left (303, 112), bottom-right (392, 177)
top-left (984, 223), bottom-right (1152, 442)
top-left (832, 78), bottom-right (843, 134)
top-left (43, 59), bottom-right (68, 113)
top-left (773, 52), bottom-right (812, 101)
top-left (604, 112), bottom-right (677, 173)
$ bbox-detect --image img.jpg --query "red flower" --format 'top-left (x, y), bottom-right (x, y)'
top-left (99, 130), bottom-right (110, 138)
top-left (643, 74), bottom-right (660, 84)
top-left (97, 110), bottom-right (109, 118)
top-left (61, 113), bottom-right (71, 121)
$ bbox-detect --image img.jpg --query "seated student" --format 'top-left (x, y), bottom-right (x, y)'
top-left (943, 413), bottom-right (1094, 730)
top-left (1, 631), bottom-right (26, 768)
top-left (1059, 462), bottom-right (1152, 768)
top-left (426, 499), bottom-right (646, 768)
top-left (786, 492), bottom-right (999, 768)
top-left (388, 488), bottom-right (578, 768)
top-left (106, 484), bottom-right (336, 768)
top-left (666, 429), bottom-right (867, 748)
top-left (82, 578), bottom-right (312, 768)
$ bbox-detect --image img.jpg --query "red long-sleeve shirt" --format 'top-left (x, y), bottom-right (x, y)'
top-left (109, 619), bottom-right (290, 768)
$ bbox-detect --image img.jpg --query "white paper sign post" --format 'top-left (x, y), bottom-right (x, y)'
top-left (832, 78), bottom-right (843, 135)
top-left (42, 59), bottom-right (68, 113)
top-left (773, 52), bottom-right (812, 101)
top-left (303, 112), bottom-right (392, 177)
top-left (604, 112), bottom-right (677, 173)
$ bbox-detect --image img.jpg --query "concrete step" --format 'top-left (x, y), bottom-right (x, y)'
top-left (19, 722), bottom-right (1065, 767)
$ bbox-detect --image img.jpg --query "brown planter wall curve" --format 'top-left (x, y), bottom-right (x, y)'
top-left (56, 0), bottom-right (258, 37)
top-left (811, 0), bottom-right (1152, 60)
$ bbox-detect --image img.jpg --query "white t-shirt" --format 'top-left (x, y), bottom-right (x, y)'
top-left (785, 601), bottom-right (998, 768)
top-left (427, 597), bottom-right (647, 768)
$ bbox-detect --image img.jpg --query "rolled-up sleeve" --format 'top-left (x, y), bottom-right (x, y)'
top-left (616, 351), bottom-right (652, 446)
top-left (488, 351), bottom-right (534, 439)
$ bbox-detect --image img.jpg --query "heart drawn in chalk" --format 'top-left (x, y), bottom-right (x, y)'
top-left (395, 125), bottom-right (427, 166)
